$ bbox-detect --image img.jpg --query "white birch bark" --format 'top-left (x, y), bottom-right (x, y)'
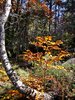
top-left (0, 0), bottom-right (54, 99)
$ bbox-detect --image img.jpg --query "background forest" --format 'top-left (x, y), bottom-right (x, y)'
top-left (0, 0), bottom-right (75, 100)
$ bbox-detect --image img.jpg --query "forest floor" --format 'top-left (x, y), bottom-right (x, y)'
top-left (0, 59), bottom-right (75, 100)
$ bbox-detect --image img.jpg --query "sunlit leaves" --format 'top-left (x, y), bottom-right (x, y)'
top-left (32, 36), bottom-right (52, 48)
top-left (21, 36), bottom-right (70, 64)
top-left (31, 36), bottom-right (63, 52)
top-left (56, 40), bottom-right (63, 45)
top-left (22, 50), bottom-right (43, 62)
top-left (48, 45), bottom-right (61, 50)
top-left (0, 89), bottom-right (25, 100)
top-left (0, 69), bottom-right (6, 75)
top-left (19, 35), bottom-right (70, 97)
top-left (20, 36), bottom-right (70, 72)
top-left (44, 36), bottom-right (52, 41)
top-left (23, 75), bottom-right (43, 91)
top-left (0, 68), bottom-right (9, 82)
top-left (55, 65), bottom-right (66, 70)
top-left (58, 50), bottom-right (70, 60)
top-left (36, 36), bottom-right (52, 42)
top-left (8, 90), bottom-right (22, 97)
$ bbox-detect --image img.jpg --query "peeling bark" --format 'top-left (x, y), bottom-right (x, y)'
top-left (0, 0), bottom-right (54, 99)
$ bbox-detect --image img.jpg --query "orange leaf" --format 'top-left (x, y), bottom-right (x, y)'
top-left (51, 46), bottom-right (61, 50)
top-left (44, 36), bottom-right (52, 41)
top-left (56, 40), bottom-right (63, 45)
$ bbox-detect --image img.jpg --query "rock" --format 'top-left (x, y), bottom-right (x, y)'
top-left (62, 58), bottom-right (75, 67)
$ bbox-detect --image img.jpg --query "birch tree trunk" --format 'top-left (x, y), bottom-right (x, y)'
top-left (0, 0), bottom-right (54, 99)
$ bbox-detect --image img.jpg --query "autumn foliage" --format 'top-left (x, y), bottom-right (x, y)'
top-left (21, 36), bottom-right (69, 64)
top-left (26, 0), bottom-right (53, 17)
top-left (18, 36), bottom-right (70, 95)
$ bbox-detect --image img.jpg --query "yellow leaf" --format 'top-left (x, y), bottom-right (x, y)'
top-left (44, 36), bottom-right (52, 41)
top-left (0, 70), bottom-right (6, 75)
top-left (50, 42), bottom-right (56, 45)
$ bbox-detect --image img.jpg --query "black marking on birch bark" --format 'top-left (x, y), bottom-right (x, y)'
top-left (0, 26), bottom-right (2, 33)
top-left (5, 4), bottom-right (12, 7)
top-left (7, 71), bottom-right (19, 81)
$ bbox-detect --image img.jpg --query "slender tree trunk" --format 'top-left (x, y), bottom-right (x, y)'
top-left (0, 0), bottom-right (54, 99)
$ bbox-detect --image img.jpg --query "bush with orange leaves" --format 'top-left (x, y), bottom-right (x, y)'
top-left (21, 36), bottom-right (69, 66)
top-left (19, 35), bottom-right (70, 90)
top-left (17, 36), bottom-right (75, 100)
